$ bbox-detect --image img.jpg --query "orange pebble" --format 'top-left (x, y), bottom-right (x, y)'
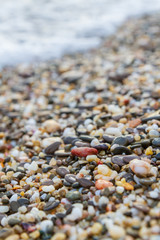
top-left (128, 118), bottom-right (141, 128)
top-left (123, 182), bottom-right (134, 191)
top-left (95, 179), bottom-right (113, 190)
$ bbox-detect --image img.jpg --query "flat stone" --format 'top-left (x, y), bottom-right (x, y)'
top-left (63, 136), bottom-right (79, 144)
top-left (152, 138), bottom-right (160, 147)
top-left (54, 150), bottom-right (70, 157)
top-left (123, 155), bottom-right (140, 163)
top-left (94, 143), bottom-right (109, 150)
top-left (56, 167), bottom-right (69, 177)
top-left (79, 135), bottom-right (94, 142)
top-left (65, 174), bottom-right (77, 184)
top-left (103, 135), bottom-right (115, 143)
top-left (44, 141), bottom-right (61, 155)
top-left (111, 156), bottom-right (125, 166)
top-left (43, 201), bottom-right (60, 211)
top-left (17, 198), bottom-right (29, 206)
top-left (133, 204), bottom-right (150, 213)
top-left (8, 218), bottom-right (21, 226)
top-left (77, 178), bottom-right (94, 188)
top-left (112, 146), bottom-right (132, 155)
top-left (155, 153), bottom-right (160, 160)
top-left (112, 136), bottom-right (129, 146)
top-left (0, 229), bottom-right (14, 238)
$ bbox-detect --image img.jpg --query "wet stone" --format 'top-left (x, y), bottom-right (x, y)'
top-left (63, 136), bottom-right (79, 144)
top-left (56, 167), bottom-right (69, 177)
top-left (43, 201), bottom-right (60, 211)
top-left (66, 191), bottom-right (81, 201)
top-left (94, 143), bottom-right (109, 150)
top-left (65, 174), bottom-right (77, 184)
top-left (77, 178), bottom-right (94, 188)
top-left (111, 156), bottom-right (125, 166)
top-left (112, 146), bottom-right (132, 155)
top-left (44, 142), bottom-right (61, 155)
top-left (123, 155), bottom-right (140, 163)
top-left (79, 135), bottom-right (94, 142)
top-left (152, 138), bottom-right (160, 147)
top-left (17, 198), bottom-right (29, 206)
top-left (103, 135), bottom-right (115, 143)
top-left (8, 218), bottom-right (21, 227)
top-left (112, 136), bottom-right (129, 146)
top-left (155, 153), bottom-right (160, 160)
top-left (10, 201), bottom-right (19, 213)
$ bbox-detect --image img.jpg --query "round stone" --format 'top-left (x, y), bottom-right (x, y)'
top-left (66, 191), bottom-right (81, 201)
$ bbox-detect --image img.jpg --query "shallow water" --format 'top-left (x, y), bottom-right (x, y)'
top-left (0, 0), bottom-right (160, 67)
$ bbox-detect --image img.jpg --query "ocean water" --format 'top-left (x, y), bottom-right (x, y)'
top-left (0, 0), bottom-right (160, 67)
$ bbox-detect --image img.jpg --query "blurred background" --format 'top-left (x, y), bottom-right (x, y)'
top-left (0, 0), bottom-right (160, 68)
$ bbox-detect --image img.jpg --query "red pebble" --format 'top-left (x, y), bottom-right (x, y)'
top-left (71, 147), bottom-right (98, 157)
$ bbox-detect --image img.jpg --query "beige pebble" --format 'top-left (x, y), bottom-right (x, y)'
top-left (51, 233), bottom-right (66, 240)
top-left (90, 222), bottom-right (103, 235)
top-left (20, 233), bottom-right (29, 240)
top-left (43, 119), bottom-right (61, 133)
top-left (41, 137), bottom-right (62, 148)
top-left (29, 230), bottom-right (40, 239)
top-left (109, 225), bottom-right (125, 239)
top-left (5, 234), bottom-right (19, 240)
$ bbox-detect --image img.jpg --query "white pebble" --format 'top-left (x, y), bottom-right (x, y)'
top-left (0, 205), bottom-right (9, 213)
top-left (105, 127), bottom-right (122, 137)
top-left (42, 185), bottom-right (55, 192)
top-left (9, 194), bottom-right (18, 202)
top-left (39, 220), bottom-right (53, 232)
top-left (116, 186), bottom-right (124, 194)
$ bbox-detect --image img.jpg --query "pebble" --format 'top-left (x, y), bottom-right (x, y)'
top-left (129, 159), bottom-right (151, 177)
top-left (17, 198), bottom-right (29, 206)
top-left (41, 137), bottom-right (62, 148)
top-left (10, 201), bottom-right (19, 213)
top-left (105, 127), bottom-right (122, 137)
top-left (95, 179), bottom-right (113, 190)
top-left (0, 205), bottom-right (9, 213)
top-left (5, 234), bottom-right (19, 240)
top-left (51, 233), bottom-right (66, 240)
top-left (112, 136), bottom-right (129, 146)
top-left (152, 138), bottom-right (160, 147)
top-left (39, 220), bottom-right (53, 233)
top-left (42, 119), bottom-right (61, 133)
top-left (108, 225), bottom-right (125, 239)
top-left (45, 141), bottom-right (61, 155)
top-left (42, 185), bottom-right (55, 192)
top-left (43, 201), bottom-right (60, 211)
top-left (56, 167), bottom-right (69, 177)
top-left (0, 13), bottom-right (160, 240)
top-left (65, 174), bottom-right (77, 184)
top-left (148, 130), bottom-right (159, 138)
top-left (71, 147), bottom-right (98, 157)
top-left (66, 191), bottom-right (81, 201)
top-left (112, 146), bottom-right (132, 155)
top-left (77, 178), bottom-right (94, 188)
top-left (90, 222), bottom-right (103, 235)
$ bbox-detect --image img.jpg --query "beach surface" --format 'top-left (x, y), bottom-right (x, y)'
top-left (0, 14), bottom-right (160, 240)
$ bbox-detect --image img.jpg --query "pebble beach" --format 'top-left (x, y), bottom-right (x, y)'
top-left (0, 13), bottom-right (160, 240)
